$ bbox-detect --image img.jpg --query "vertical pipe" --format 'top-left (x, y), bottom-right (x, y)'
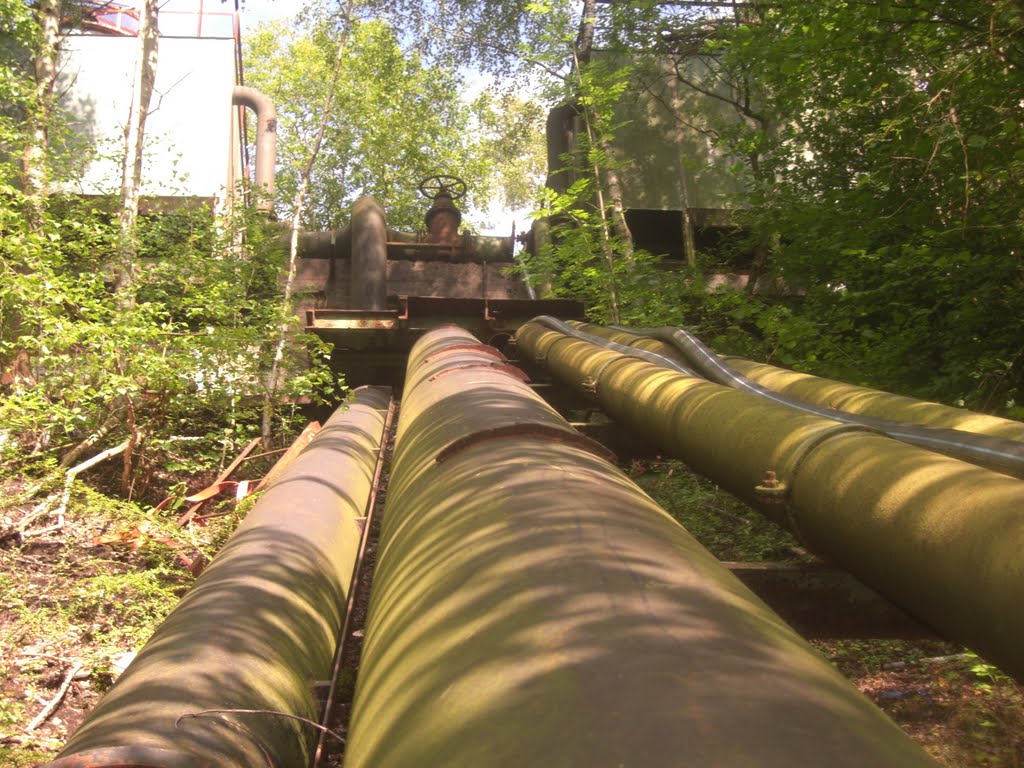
top-left (43, 387), bottom-right (391, 768)
top-left (344, 328), bottom-right (935, 767)
top-left (231, 85), bottom-right (276, 211)
top-left (350, 196), bottom-right (388, 311)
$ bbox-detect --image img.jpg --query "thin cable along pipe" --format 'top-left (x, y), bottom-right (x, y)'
top-left (343, 326), bottom-right (935, 767)
top-left (43, 387), bottom-right (391, 768)
top-left (540, 317), bottom-right (1024, 479)
top-left (517, 320), bottom-right (1024, 683)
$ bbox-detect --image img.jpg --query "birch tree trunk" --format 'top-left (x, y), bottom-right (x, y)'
top-left (575, 0), bottom-right (634, 259)
top-left (670, 61), bottom-right (698, 268)
top-left (261, 0), bottom-right (355, 440)
top-left (114, 0), bottom-right (159, 309)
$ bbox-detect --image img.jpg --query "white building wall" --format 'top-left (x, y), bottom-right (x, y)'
top-left (58, 35), bottom-right (237, 201)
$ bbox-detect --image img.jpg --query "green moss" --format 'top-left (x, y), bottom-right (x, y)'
top-left (0, 746), bottom-right (57, 766)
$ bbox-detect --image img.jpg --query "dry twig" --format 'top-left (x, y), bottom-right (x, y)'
top-left (27, 440), bottom-right (131, 539)
top-left (24, 661), bottom-right (85, 733)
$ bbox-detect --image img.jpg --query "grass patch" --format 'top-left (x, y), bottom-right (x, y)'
top-left (630, 459), bottom-right (804, 561)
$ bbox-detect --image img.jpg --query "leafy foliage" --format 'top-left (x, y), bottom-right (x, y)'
top-left (245, 17), bottom-right (544, 230)
top-left (520, 0), bottom-right (1024, 411)
top-left (0, 186), bottom-right (338, 489)
top-left (714, 1), bottom-right (1024, 408)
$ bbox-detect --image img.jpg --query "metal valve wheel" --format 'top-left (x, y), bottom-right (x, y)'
top-left (418, 174), bottom-right (467, 200)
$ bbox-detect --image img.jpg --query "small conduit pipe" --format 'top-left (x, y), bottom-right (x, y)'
top-left (350, 196), bottom-right (388, 311)
top-left (517, 320), bottom-right (1024, 683)
top-left (43, 386), bottom-right (391, 768)
top-left (231, 86), bottom-right (277, 211)
top-left (564, 320), bottom-right (1024, 479)
top-left (343, 326), bottom-right (935, 767)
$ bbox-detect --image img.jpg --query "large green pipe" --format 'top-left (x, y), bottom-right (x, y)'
top-left (344, 326), bottom-right (934, 767)
top-left (571, 321), bottom-right (1024, 441)
top-left (726, 356), bottom-right (1024, 440)
top-left (517, 321), bottom-right (1024, 681)
top-left (43, 386), bottom-right (391, 768)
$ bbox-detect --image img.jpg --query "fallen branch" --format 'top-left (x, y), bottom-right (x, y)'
top-left (15, 495), bottom-right (59, 532)
top-left (58, 408), bottom-right (123, 469)
top-left (22, 440), bottom-right (131, 540)
top-left (0, 496), bottom-right (57, 546)
top-left (24, 661), bottom-right (85, 733)
top-left (176, 708), bottom-right (346, 743)
top-left (174, 436), bottom-right (261, 527)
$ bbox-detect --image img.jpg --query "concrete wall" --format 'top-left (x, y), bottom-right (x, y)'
top-left (611, 56), bottom-right (750, 211)
top-left (547, 54), bottom-right (751, 213)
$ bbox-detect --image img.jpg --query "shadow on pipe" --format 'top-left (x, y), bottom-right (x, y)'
top-left (344, 328), bottom-right (935, 767)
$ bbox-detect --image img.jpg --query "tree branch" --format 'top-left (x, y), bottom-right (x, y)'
top-left (24, 662), bottom-right (85, 733)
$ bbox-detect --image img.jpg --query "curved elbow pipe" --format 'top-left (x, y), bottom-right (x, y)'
top-left (232, 85), bottom-right (277, 211)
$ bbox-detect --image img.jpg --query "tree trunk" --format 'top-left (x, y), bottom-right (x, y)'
top-left (572, 0), bottom-right (632, 322)
top-left (576, 0), bottom-right (597, 64)
top-left (600, 158), bottom-right (634, 257)
top-left (22, 0), bottom-right (61, 228)
top-left (261, 0), bottom-right (355, 440)
top-left (670, 60), bottom-right (698, 268)
top-left (114, 0), bottom-right (159, 309)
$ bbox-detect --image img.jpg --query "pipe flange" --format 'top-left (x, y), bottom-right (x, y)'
top-left (781, 424), bottom-right (883, 483)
